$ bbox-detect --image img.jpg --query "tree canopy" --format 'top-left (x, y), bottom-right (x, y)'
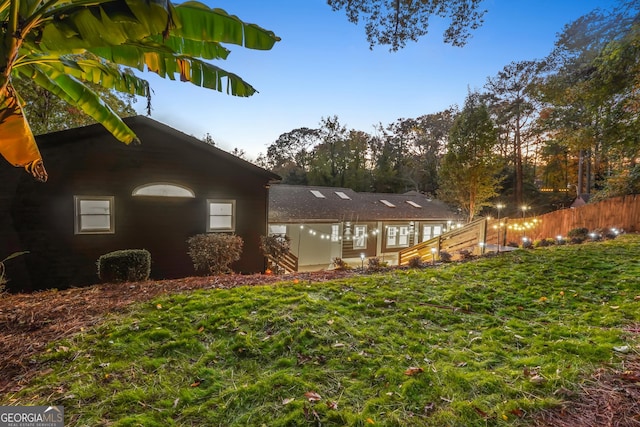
top-left (328, 0), bottom-right (486, 50)
top-left (0, 0), bottom-right (280, 182)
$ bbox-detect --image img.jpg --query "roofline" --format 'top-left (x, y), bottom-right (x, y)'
top-left (35, 115), bottom-right (281, 182)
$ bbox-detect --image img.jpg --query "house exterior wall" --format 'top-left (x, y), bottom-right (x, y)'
top-left (269, 219), bottom-right (449, 270)
top-left (279, 224), bottom-right (340, 270)
top-left (0, 118), bottom-right (275, 291)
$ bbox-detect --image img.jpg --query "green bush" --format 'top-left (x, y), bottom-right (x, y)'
top-left (533, 238), bottom-right (556, 248)
top-left (187, 233), bottom-right (243, 275)
top-left (332, 257), bottom-right (350, 271)
top-left (97, 249), bottom-right (151, 283)
top-left (439, 251), bottom-right (452, 263)
top-left (568, 227), bottom-right (589, 238)
top-left (368, 257), bottom-right (388, 271)
top-left (407, 256), bottom-right (424, 268)
top-left (260, 234), bottom-right (291, 274)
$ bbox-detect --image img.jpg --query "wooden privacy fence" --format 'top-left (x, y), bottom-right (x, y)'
top-left (400, 194), bottom-right (640, 265)
top-left (499, 194), bottom-right (640, 245)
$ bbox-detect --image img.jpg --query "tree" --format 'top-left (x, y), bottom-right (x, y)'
top-left (0, 0), bottom-right (279, 182)
top-left (383, 109), bottom-right (456, 194)
top-left (307, 116), bottom-right (349, 186)
top-left (328, 0), bottom-right (486, 50)
top-left (484, 60), bottom-right (541, 208)
top-left (437, 93), bottom-right (502, 222)
top-left (535, 1), bottom-right (640, 197)
top-left (263, 127), bottom-right (320, 184)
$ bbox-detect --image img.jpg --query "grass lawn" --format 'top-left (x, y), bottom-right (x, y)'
top-left (3, 235), bottom-right (639, 426)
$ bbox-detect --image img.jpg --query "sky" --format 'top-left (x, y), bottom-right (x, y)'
top-left (135, 0), bottom-right (617, 160)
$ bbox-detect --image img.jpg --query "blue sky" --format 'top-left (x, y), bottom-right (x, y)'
top-left (136, 0), bottom-right (616, 160)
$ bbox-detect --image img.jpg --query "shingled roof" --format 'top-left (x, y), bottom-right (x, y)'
top-left (269, 184), bottom-right (457, 223)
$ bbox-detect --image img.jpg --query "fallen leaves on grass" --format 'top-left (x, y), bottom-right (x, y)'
top-left (304, 391), bottom-right (322, 402)
top-left (533, 357), bottom-right (640, 427)
top-left (404, 367), bottom-right (424, 376)
top-left (0, 271), bottom-right (357, 394)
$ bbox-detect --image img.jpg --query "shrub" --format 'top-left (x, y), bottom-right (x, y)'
top-left (588, 231), bottom-right (603, 241)
top-left (332, 257), bottom-right (350, 271)
top-left (521, 239), bottom-right (533, 249)
top-left (568, 227), bottom-right (589, 239)
top-left (602, 228), bottom-right (619, 240)
top-left (368, 257), bottom-right (388, 271)
top-left (458, 249), bottom-right (475, 260)
top-left (407, 256), bottom-right (424, 268)
top-left (97, 249), bottom-right (151, 283)
top-left (260, 234), bottom-right (291, 274)
top-left (439, 251), bottom-right (452, 263)
top-left (187, 233), bottom-right (243, 275)
top-left (534, 238), bottom-right (556, 248)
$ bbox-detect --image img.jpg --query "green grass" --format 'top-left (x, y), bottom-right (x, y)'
top-left (5, 235), bottom-right (640, 426)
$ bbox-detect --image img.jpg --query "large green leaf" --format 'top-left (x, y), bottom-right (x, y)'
top-left (20, 64), bottom-right (139, 143)
top-left (1, 0), bottom-right (280, 180)
top-left (35, 0), bottom-right (175, 51)
top-left (172, 2), bottom-right (280, 50)
top-left (88, 42), bottom-right (256, 96)
top-left (15, 53), bottom-right (151, 97)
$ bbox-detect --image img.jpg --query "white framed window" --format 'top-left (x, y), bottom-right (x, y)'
top-left (331, 224), bottom-right (340, 242)
top-left (353, 225), bottom-right (367, 249)
top-left (74, 196), bottom-right (114, 234)
top-left (386, 226), bottom-right (397, 247)
top-left (269, 225), bottom-right (287, 236)
top-left (132, 183), bottom-right (195, 198)
top-left (422, 225), bottom-right (444, 242)
top-left (399, 226), bottom-right (409, 246)
top-left (386, 225), bottom-right (410, 248)
top-left (207, 200), bottom-right (235, 232)
top-left (422, 225), bottom-right (433, 242)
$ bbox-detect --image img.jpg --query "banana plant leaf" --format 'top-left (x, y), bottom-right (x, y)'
top-left (0, 85), bottom-right (47, 181)
top-left (23, 64), bottom-right (140, 144)
top-left (0, 0), bottom-right (280, 180)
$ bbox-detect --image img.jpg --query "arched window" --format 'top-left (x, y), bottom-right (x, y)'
top-left (132, 183), bottom-right (195, 198)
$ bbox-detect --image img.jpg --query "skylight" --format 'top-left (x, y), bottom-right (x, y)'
top-left (380, 199), bottom-right (396, 208)
top-left (335, 191), bottom-right (351, 200)
top-left (310, 190), bottom-right (325, 198)
top-left (406, 200), bottom-right (422, 208)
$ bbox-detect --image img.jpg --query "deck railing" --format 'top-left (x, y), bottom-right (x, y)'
top-left (398, 217), bottom-right (487, 265)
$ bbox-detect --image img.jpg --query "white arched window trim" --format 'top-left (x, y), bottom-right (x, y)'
top-left (132, 183), bottom-right (195, 198)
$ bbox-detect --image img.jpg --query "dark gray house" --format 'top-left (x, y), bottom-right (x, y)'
top-left (268, 184), bottom-right (459, 270)
top-left (0, 116), bottom-right (279, 291)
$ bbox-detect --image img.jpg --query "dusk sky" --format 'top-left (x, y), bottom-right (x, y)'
top-left (135, 1), bottom-right (617, 160)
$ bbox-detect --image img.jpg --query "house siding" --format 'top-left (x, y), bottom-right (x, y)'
top-left (0, 117), bottom-right (277, 291)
